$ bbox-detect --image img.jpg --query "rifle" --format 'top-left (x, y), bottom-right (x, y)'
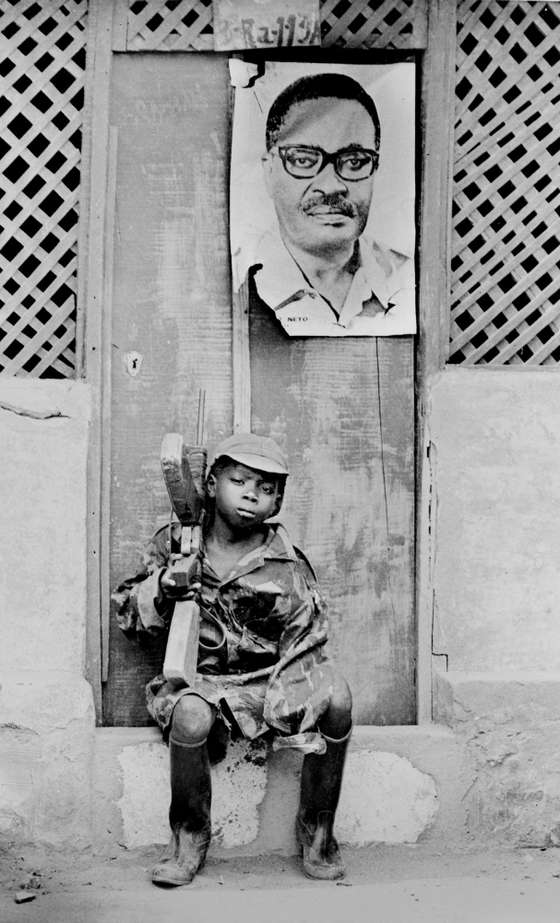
top-left (160, 391), bottom-right (207, 687)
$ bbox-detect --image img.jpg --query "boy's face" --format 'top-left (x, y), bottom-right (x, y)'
top-left (207, 462), bottom-right (280, 531)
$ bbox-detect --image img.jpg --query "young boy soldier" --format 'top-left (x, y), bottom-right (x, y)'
top-left (113, 432), bottom-right (352, 886)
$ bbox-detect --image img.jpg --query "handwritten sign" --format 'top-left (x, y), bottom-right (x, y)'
top-left (213, 0), bottom-right (321, 51)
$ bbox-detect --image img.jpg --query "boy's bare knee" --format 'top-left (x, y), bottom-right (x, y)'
top-left (330, 673), bottom-right (352, 715)
top-left (319, 674), bottom-right (352, 738)
top-left (170, 695), bottom-right (214, 745)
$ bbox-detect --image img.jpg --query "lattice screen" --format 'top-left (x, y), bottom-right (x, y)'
top-left (124, 0), bottom-right (422, 51)
top-left (0, 0), bottom-right (87, 378)
top-left (450, 0), bottom-right (560, 365)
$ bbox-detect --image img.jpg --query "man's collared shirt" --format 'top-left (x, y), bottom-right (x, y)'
top-left (250, 228), bottom-right (416, 337)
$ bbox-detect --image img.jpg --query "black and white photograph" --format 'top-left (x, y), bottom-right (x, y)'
top-left (231, 61), bottom-right (416, 336)
top-left (1, 1), bottom-right (560, 921)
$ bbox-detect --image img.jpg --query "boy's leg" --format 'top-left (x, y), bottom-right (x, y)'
top-left (296, 672), bottom-right (352, 881)
top-left (152, 694), bottom-right (215, 887)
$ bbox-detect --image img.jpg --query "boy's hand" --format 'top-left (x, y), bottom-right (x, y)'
top-left (159, 567), bottom-right (188, 598)
top-left (159, 568), bottom-right (177, 596)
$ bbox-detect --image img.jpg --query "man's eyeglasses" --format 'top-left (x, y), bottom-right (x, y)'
top-left (274, 145), bottom-right (379, 182)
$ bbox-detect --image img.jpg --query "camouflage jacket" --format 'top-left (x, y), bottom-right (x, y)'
top-left (112, 522), bottom-right (334, 746)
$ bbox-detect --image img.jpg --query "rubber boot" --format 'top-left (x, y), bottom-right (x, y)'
top-left (151, 737), bottom-right (212, 887)
top-left (296, 726), bottom-right (351, 880)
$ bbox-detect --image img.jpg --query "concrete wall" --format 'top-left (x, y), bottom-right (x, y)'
top-left (0, 378), bottom-right (93, 847)
top-left (427, 368), bottom-right (560, 672)
top-left (426, 368), bottom-right (560, 846)
top-left (434, 671), bottom-right (560, 847)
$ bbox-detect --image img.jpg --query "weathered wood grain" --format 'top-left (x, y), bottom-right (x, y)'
top-left (103, 55), bottom-right (232, 725)
top-left (249, 301), bottom-right (415, 725)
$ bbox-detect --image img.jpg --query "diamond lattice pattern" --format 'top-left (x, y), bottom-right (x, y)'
top-left (320, 0), bottom-right (415, 48)
top-left (450, 0), bottom-right (560, 365)
top-left (125, 0), bottom-right (418, 50)
top-left (0, 0), bottom-right (87, 377)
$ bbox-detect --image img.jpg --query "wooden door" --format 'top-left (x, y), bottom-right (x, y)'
top-left (103, 52), bottom-right (415, 726)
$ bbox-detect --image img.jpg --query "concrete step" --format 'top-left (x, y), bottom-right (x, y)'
top-left (92, 724), bottom-right (469, 855)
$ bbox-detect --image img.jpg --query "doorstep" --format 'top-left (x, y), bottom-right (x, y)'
top-left (92, 724), bottom-right (469, 856)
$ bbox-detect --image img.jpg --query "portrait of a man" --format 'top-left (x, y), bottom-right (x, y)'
top-left (230, 62), bottom-right (416, 337)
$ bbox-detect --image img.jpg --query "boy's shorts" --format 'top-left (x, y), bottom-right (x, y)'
top-left (146, 670), bottom-right (273, 757)
top-left (146, 655), bottom-right (340, 759)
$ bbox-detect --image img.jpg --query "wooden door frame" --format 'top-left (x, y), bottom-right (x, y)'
top-left (415, 0), bottom-right (457, 722)
top-left (79, 0), bottom-right (119, 717)
top-left (81, 0), bottom-right (457, 722)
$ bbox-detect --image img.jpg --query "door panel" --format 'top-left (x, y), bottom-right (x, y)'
top-left (104, 53), bottom-right (415, 725)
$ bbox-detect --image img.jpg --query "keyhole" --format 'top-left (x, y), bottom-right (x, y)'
top-left (125, 351), bottom-right (143, 377)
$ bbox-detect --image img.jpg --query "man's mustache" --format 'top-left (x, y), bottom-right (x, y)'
top-left (302, 194), bottom-right (355, 217)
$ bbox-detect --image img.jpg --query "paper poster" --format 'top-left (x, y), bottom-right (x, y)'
top-left (230, 61), bottom-right (417, 337)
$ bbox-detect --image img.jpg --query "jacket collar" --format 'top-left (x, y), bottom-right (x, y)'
top-left (208, 522), bottom-right (295, 587)
top-left (261, 522), bottom-right (298, 561)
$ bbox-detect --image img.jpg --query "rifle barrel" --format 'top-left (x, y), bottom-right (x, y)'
top-left (196, 389), bottom-right (206, 445)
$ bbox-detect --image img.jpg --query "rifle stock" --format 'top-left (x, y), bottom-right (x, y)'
top-left (163, 599), bottom-right (200, 686)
